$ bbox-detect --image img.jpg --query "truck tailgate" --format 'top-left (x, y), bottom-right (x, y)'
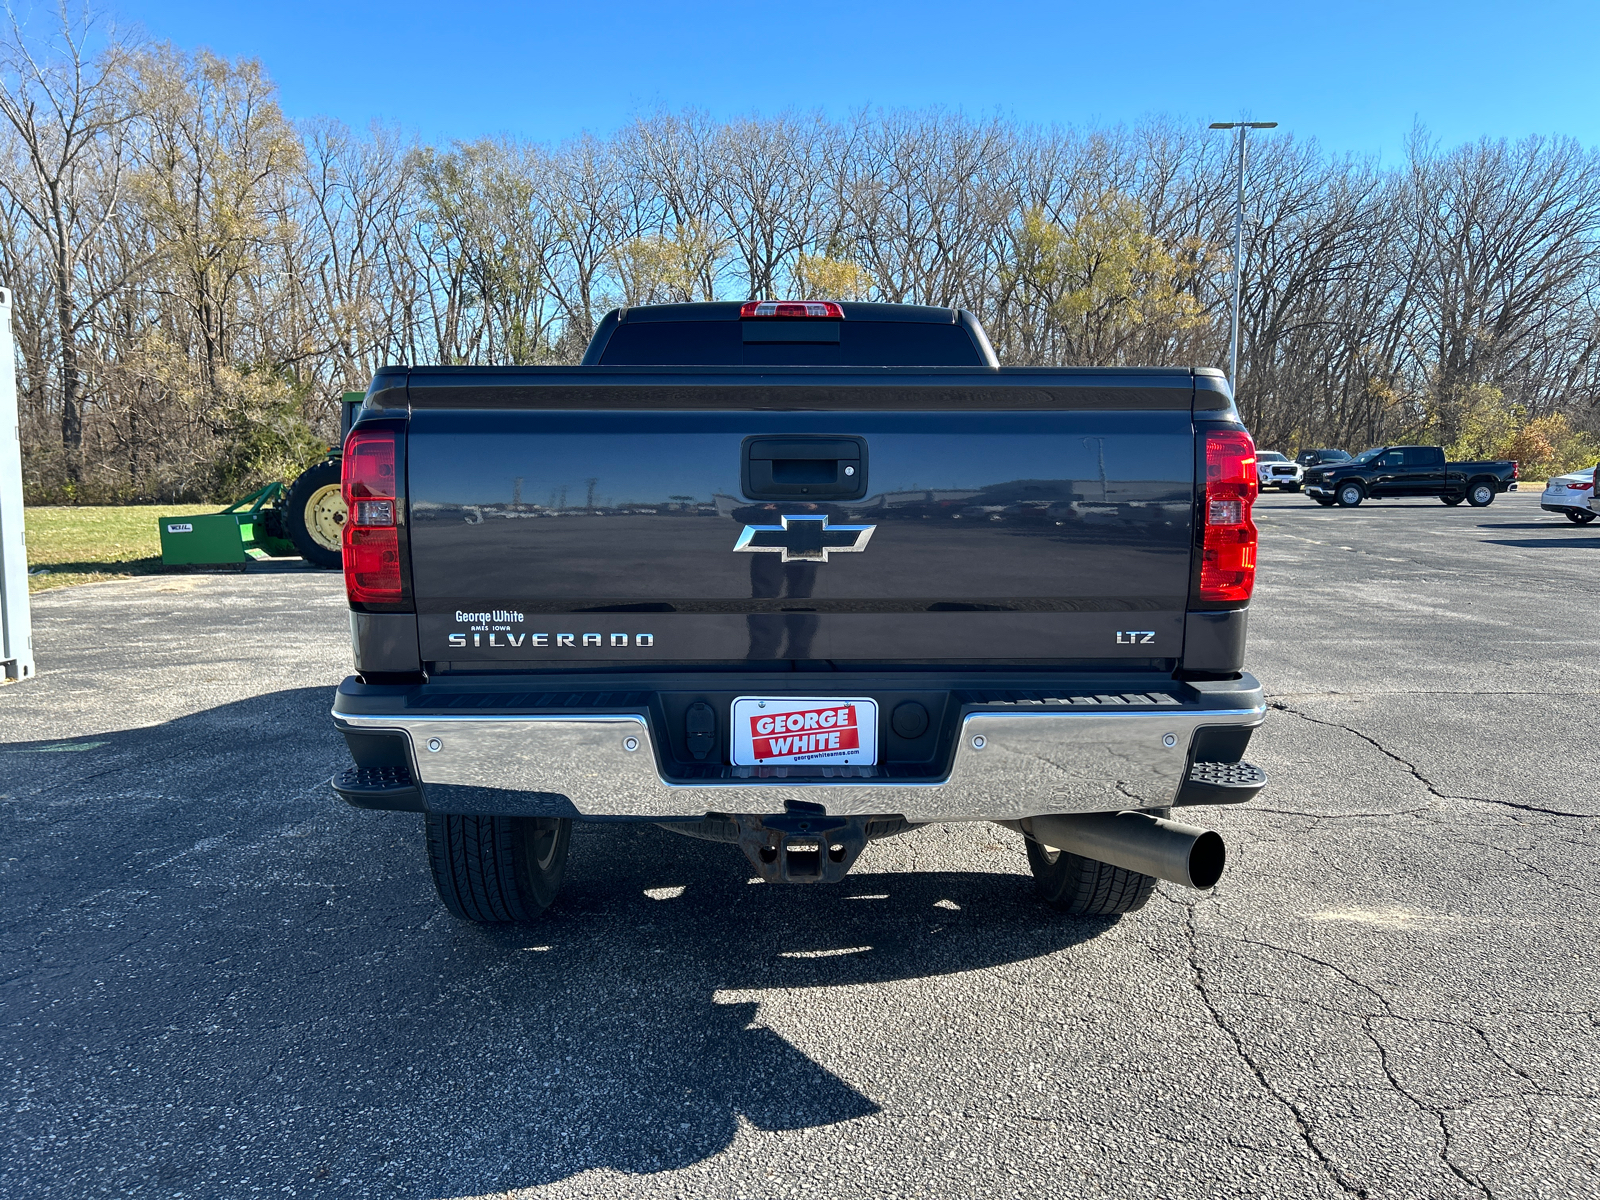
top-left (404, 384), bottom-right (1197, 668)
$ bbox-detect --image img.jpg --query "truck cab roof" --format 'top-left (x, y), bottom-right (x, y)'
top-left (581, 301), bottom-right (1000, 368)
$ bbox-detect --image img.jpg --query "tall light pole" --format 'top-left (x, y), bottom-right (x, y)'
top-left (1209, 121), bottom-right (1277, 393)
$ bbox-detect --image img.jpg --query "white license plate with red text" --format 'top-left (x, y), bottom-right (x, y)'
top-left (730, 697), bottom-right (879, 767)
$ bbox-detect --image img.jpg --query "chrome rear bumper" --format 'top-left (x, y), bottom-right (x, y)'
top-left (333, 697), bottom-right (1267, 823)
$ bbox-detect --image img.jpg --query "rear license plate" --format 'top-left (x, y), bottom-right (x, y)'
top-left (731, 697), bottom-right (879, 767)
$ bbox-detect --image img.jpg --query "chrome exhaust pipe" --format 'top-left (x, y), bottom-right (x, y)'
top-left (1026, 811), bottom-right (1226, 890)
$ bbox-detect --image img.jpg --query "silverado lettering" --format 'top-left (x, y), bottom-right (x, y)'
top-left (445, 632), bottom-right (655, 648)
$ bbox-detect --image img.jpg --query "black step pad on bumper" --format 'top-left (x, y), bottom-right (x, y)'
top-left (332, 765), bottom-right (425, 813)
top-left (1175, 760), bottom-right (1267, 806)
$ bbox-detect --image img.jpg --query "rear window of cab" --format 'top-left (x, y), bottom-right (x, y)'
top-left (599, 320), bottom-right (985, 367)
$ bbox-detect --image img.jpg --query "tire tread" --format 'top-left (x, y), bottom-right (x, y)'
top-left (426, 813), bottom-right (554, 923)
top-left (1025, 837), bottom-right (1157, 916)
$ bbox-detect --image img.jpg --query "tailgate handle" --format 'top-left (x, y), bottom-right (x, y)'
top-left (742, 436), bottom-right (868, 500)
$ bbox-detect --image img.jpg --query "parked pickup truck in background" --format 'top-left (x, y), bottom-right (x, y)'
top-left (1303, 445), bottom-right (1518, 508)
top-left (329, 300), bottom-right (1269, 926)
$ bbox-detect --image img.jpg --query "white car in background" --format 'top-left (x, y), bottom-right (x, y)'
top-left (1541, 468), bottom-right (1596, 523)
top-left (1256, 451), bottom-right (1303, 491)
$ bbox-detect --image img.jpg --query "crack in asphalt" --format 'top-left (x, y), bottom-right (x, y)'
top-left (1176, 899), bottom-right (1373, 1198)
top-left (1172, 895), bottom-right (1537, 1200)
top-left (1267, 701), bottom-right (1592, 819)
top-left (1223, 934), bottom-right (1497, 1200)
top-left (1454, 836), bottom-right (1598, 897)
top-left (1012, 1111), bottom-right (1311, 1168)
top-left (1218, 987), bottom-right (1600, 1107)
top-left (1244, 805), bottom-right (1431, 822)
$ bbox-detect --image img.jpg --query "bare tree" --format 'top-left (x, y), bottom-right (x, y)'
top-left (0, 4), bottom-right (140, 467)
top-left (1405, 132), bottom-right (1600, 442)
top-left (5, 20), bottom-right (1600, 502)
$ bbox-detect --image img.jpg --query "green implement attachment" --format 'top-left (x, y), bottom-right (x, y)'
top-left (158, 484), bottom-right (298, 566)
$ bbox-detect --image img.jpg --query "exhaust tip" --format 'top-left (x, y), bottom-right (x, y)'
top-left (1188, 829), bottom-right (1226, 890)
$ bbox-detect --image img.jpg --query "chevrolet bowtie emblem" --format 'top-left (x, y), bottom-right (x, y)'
top-left (733, 514), bottom-right (876, 563)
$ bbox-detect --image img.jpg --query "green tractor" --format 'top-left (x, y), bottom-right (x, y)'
top-left (157, 393), bottom-right (362, 570)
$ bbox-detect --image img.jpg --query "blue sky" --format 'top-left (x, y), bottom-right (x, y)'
top-left (42, 0), bottom-right (1600, 160)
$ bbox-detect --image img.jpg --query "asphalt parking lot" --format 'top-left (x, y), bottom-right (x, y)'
top-left (4, 486), bottom-right (1598, 1199)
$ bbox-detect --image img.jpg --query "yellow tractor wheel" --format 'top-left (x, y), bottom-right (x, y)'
top-left (285, 460), bottom-right (346, 569)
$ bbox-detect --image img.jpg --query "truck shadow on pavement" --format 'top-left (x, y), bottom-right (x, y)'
top-left (1473, 520), bottom-right (1588, 529)
top-left (1480, 535), bottom-right (1600, 548)
top-left (1, 686), bottom-right (1113, 1197)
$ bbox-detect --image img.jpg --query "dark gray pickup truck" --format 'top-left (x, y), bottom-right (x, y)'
top-left (330, 301), bottom-right (1268, 923)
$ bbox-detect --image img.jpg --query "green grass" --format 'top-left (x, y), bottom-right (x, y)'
top-left (23, 504), bottom-right (222, 592)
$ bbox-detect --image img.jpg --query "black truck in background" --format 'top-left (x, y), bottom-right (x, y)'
top-left (328, 300), bottom-right (1269, 927)
top-left (1303, 445), bottom-right (1518, 508)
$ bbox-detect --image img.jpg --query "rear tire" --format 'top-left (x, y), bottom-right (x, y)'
top-left (1025, 835), bottom-right (1156, 916)
top-left (1566, 510), bottom-right (1595, 524)
top-left (425, 814), bottom-right (571, 923)
top-left (284, 459), bottom-right (346, 569)
top-left (1336, 482), bottom-right (1364, 507)
top-left (1466, 482), bottom-right (1495, 507)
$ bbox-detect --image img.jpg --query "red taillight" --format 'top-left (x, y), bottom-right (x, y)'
top-left (343, 428), bottom-right (402, 604)
top-left (740, 300), bottom-right (845, 319)
top-left (1200, 428), bottom-right (1258, 604)
top-left (1511, 462), bottom-right (1519, 480)
top-left (1567, 480), bottom-right (1593, 490)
